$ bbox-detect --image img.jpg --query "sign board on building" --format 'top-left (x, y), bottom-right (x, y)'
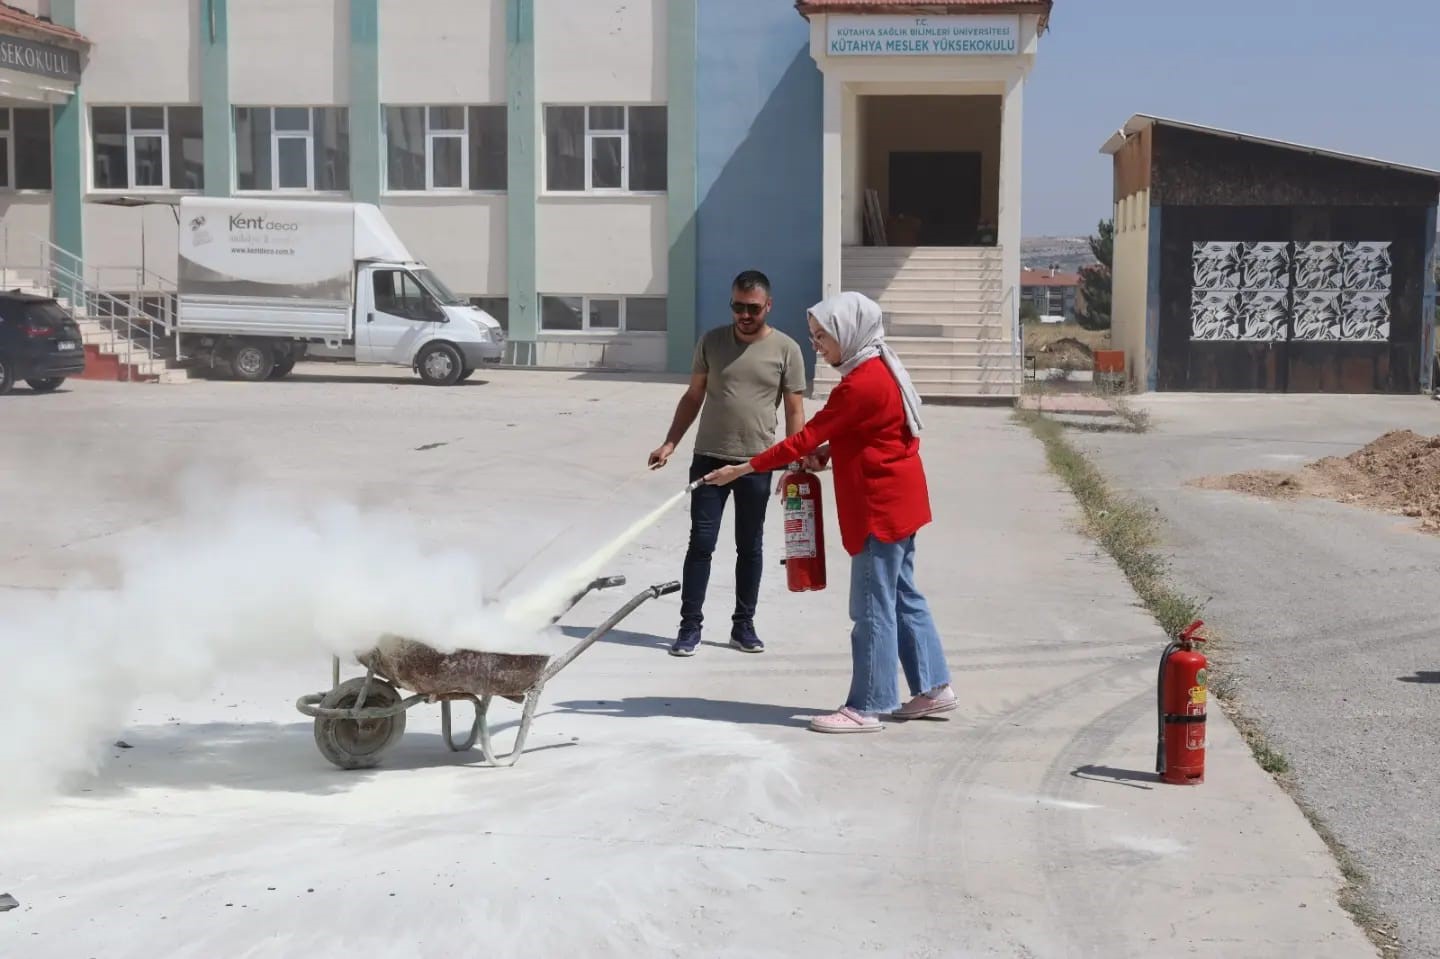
top-left (826, 15), bottom-right (1020, 57)
top-left (0, 33), bottom-right (80, 82)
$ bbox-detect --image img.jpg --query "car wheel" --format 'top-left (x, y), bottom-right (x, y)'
top-left (229, 342), bottom-right (275, 382)
top-left (458, 366), bottom-right (475, 382)
top-left (26, 377), bottom-right (65, 393)
top-left (0, 356), bottom-right (13, 396)
top-left (416, 342), bottom-right (464, 386)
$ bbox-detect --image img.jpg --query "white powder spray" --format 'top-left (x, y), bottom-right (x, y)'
top-left (501, 490), bottom-right (687, 631)
top-left (0, 481), bottom-right (550, 807)
top-left (0, 476), bottom-right (692, 808)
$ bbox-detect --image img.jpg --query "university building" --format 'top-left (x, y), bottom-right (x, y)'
top-left (0, 0), bottom-right (1050, 394)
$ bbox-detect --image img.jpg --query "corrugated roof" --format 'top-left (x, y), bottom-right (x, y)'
top-left (0, 3), bottom-right (88, 45)
top-left (1100, 114), bottom-right (1440, 180)
top-left (796, 0), bottom-right (1053, 30)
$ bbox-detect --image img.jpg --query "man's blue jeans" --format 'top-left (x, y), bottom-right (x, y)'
top-left (680, 454), bottom-right (772, 631)
top-left (846, 534), bottom-right (952, 714)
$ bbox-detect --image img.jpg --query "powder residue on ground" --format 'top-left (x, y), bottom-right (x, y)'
top-left (1193, 429), bottom-right (1440, 531)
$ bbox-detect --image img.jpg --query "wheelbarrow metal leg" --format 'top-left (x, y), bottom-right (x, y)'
top-left (504, 687), bottom-right (544, 766)
top-left (477, 695), bottom-right (499, 765)
top-left (441, 696), bottom-right (484, 752)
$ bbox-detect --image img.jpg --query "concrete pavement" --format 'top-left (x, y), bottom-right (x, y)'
top-left (1073, 392), bottom-right (1440, 959)
top-left (0, 369), bottom-right (1374, 957)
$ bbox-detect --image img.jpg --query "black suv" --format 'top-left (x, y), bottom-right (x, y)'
top-left (0, 291), bottom-right (85, 395)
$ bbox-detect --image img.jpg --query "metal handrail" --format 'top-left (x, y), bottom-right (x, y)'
top-left (35, 236), bottom-right (165, 382)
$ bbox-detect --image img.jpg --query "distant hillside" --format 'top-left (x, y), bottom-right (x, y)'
top-left (1022, 236), bottom-right (1097, 273)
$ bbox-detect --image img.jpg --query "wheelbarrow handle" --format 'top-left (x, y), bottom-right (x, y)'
top-left (540, 580), bottom-right (682, 683)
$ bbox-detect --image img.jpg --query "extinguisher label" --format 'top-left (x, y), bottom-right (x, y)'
top-left (784, 501), bottom-right (817, 559)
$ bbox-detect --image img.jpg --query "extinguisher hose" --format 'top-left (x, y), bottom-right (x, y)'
top-left (1156, 642), bottom-right (1178, 775)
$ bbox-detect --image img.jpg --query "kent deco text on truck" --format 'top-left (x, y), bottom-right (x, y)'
top-left (175, 197), bottom-right (504, 385)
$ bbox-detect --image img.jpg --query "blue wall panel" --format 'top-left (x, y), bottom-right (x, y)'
top-left (694, 0), bottom-right (822, 373)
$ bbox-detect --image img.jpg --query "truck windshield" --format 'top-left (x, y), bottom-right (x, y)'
top-left (414, 269), bottom-right (466, 307)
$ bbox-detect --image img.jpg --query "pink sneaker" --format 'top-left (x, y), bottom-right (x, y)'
top-left (808, 706), bottom-right (883, 734)
top-left (891, 686), bottom-right (957, 720)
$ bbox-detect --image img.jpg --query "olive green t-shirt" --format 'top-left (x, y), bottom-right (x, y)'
top-left (692, 325), bottom-right (807, 462)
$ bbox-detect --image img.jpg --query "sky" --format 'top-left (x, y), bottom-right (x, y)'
top-left (1022, 0), bottom-right (1440, 236)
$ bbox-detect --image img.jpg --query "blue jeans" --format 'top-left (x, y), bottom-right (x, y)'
top-left (846, 535), bottom-right (952, 714)
top-left (680, 454), bottom-right (773, 630)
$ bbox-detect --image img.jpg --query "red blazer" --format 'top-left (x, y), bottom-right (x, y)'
top-left (750, 357), bottom-right (932, 556)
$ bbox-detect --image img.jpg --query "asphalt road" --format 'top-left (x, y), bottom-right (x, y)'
top-left (1073, 393), bottom-right (1440, 957)
top-left (0, 368), bottom-right (1374, 957)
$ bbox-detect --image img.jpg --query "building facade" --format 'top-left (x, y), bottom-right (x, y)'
top-left (1021, 266), bottom-right (1080, 322)
top-left (1103, 115), bottom-right (1440, 394)
top-left (0, 0), bottom-right (1049, 387)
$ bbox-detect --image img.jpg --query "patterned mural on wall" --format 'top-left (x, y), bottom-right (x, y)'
top-left (1190, 240), bottom-right (1392, 343)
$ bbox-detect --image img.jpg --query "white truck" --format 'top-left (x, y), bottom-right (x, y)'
top-left (175, 197), bottom-right (504, 384)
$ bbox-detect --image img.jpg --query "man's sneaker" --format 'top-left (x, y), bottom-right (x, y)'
top-left (670, 627), bottom-right (701, 657)
top-left (730, 622), bottom-right (765, 654)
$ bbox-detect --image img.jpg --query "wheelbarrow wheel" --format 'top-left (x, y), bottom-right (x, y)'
top-left (313, 677), bottom-right (407, 770)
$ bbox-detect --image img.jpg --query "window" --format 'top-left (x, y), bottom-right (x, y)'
top-left (373, 269), bottom-right (441, 321)
top-left (385, 105), bottom-right (506, 192)
top-left (91, 106), bottom-right (203, 191)
top-left (539, 295), bottom-right (667, 333)
top-left (235, 107), bottom-right (349, 192)
top-left (544, 105), bottom-right (666, 193)
top-left (0, 107), bottom-right (52, 190)
top-left (469, 296), bottom-right (509, 332)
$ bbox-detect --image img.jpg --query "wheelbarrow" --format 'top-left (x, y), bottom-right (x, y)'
top-left (296, 575), bottom-right (679, 769)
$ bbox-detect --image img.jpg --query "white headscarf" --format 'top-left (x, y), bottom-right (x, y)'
top-left (810, 291), bottom-right (924, 436)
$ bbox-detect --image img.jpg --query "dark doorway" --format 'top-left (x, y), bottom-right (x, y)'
top-left (888, 151), bottom-right (982, 246)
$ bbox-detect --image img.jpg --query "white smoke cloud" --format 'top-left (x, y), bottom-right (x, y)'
top-left (0, 476), bottom-right (575, 808)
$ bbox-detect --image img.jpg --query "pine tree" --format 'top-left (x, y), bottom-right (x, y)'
top-left (1077, 219), bottom-right (1113, 331)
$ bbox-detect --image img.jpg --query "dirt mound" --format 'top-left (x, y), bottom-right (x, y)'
top-left (1196, 430), bottom-right (1440, 532)
top-left (1035, 337), bottom-right (1095, 370)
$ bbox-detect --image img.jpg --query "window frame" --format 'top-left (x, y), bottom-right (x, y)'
top-left (127, 108), bottom-right (169, 191)
top-left (0, 113), bottom-right (10, 192)
top-left (89, 106), bottom-right (205, 194)
top-left (0, 106), bottom-right (51, 193)
top-left (538, 294), bottom-right (667, 334)
top-left (235, 106), bottom-right (349, 196)
top-left (383, 105), bottom-right (506, 195)
top-left (542, 104), bottom-right (666, 196)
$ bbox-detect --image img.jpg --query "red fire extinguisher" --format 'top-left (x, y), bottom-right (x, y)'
top-left (1156, 620), bottom-right (1209, 785)
top-left (779, 463), bottom-right (826, 591)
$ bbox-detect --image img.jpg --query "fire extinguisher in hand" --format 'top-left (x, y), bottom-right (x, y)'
top-left (779, 462), bottom-right (826, 591)
top-left (1156, 620), bottom-right (1208, 785)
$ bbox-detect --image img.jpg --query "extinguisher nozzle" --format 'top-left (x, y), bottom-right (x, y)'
top-left (684, 479), bottom-right (704, 494)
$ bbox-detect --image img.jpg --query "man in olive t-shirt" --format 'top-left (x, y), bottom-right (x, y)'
top-left (647, 270), bottom-right (806, 657)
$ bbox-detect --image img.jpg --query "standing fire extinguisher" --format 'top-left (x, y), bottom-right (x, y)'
top-left (779, 463), bottom-right (826, 591)
top-left (1156, 620), bottom-right (1208, 785)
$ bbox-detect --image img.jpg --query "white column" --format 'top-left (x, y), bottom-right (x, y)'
top-left (840, 84), bottom-right (862, 247)
top-left (999, 71), bottom-right (1026, 389)
top-left (821, 70), bottom-right (843, 299)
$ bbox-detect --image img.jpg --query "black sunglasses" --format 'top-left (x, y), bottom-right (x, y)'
top-left (730, 301), bottom-right (765, 317)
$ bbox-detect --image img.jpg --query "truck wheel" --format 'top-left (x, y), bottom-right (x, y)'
top-left (0, 356), bottom-right (14, 396)
top-left (268, 357), bottom-right (297, 380)
top-left (313, 677), bottom-right (407, 770)
top-left (416, 342), bottom-right (464, 386)
top-left (26, 377), bottom-right (65, 393)
top-left (229, 342), bottom-right (275, 382)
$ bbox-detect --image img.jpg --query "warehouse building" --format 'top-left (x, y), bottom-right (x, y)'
top-left (0, 0), bottom-right (1050, 390)
top-left (1102, 115), bottom-right (1440, 394)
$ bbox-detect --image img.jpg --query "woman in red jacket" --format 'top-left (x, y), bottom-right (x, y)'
top-left (704, 291), bottom-right (955, 733)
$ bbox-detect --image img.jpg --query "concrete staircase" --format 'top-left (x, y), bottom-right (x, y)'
top-left (2, 269), bottom-right (188, 385)
top-left (814, 247), bottom-right (1021, 400)
top-left (75, 316), bottom-right (190, 384)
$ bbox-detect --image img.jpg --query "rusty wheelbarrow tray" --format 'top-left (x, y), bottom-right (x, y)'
top-left (296, 576), bottom-right (678, 769)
